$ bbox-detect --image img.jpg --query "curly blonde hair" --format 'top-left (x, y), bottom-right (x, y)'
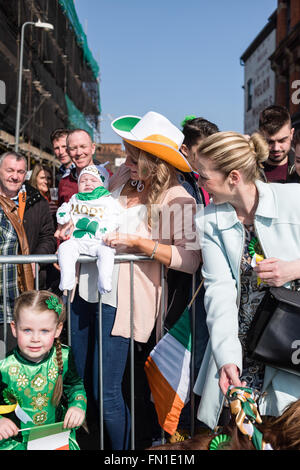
top-left (124, 142), bottom-right (178, 226)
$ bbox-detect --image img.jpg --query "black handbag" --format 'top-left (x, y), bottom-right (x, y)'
top-left (246, 286), bottom-right (300, 374)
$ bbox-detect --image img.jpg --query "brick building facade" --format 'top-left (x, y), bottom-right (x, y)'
top-left (95, 143), bottom-right (126, 175)
top-left (270, 0), bottom-right (300, 127)
top-left (241, 0), bottom-right (300, 131)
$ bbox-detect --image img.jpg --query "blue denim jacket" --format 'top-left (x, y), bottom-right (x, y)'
top-left (194, 180), bottom-right (300, 429)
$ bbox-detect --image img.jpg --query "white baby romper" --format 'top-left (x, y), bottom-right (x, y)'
top-left (57, 187), bottom-right (122, 294)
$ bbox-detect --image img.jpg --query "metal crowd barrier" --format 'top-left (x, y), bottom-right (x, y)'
top-left (0, 254), bottom-right (197, 450)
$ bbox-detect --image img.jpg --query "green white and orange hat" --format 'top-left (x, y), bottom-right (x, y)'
top-left (111, 111), bottom-right (192, 172)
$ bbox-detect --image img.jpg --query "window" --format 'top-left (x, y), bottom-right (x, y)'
top-left (247, 79), bottom-right (253, 111)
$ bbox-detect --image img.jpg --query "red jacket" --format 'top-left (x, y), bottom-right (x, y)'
top-left (58, 172), bottom-right (78, 207)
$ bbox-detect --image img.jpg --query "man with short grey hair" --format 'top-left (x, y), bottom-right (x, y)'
top-left (0, 151), bottom-right (27, 198)
top-left (0, 151), bottom-right (56, 356)
top-left (57, 128), bottom-right (110, 206)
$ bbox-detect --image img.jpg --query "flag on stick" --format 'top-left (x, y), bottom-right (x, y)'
top-left (145, 280), bottom-right (204, 436)
top-left (23, 422), bottom-right (71, 450)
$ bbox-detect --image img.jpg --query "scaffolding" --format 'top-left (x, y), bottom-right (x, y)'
top-left (0, 0), bottom-right (101, 167)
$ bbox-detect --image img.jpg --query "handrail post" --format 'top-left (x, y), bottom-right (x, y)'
top-left (34, 263), bottom-right (39, 289)
top-left (98, 295), bottom-right (104, 450)
top-left (67, 292), bottom-right (71, 346)
top-left (160, 263), bottom-right (166, 445)
top-left (130, 260), bottom-right (135, 450)
top-left (3, 264), bottom-right (7, 357)
top-left (190, 273), bottom-right (196, 438)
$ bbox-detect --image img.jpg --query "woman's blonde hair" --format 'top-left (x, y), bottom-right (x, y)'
top-left (197, 131), bottom-right (269, 182)
top-left (124, 142), bottom-right (178, 226)
top-left (13, 290), bottom-right (66, 407)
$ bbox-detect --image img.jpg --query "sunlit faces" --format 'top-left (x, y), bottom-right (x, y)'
top-left (196, 157), bottom-right (232, 204)
top-left (67, 131), bottom-right (95, 171)
top-left (0, 154), bottom-right (27, 198)
top-left (78, 173), bottom-right (101, 193)
top-left (11, 308), bottom-right (63, 363)
top-left (52, 135), bottom-right (72, 167)
top-left (36, 169), bottom-right (52, 196)
top-left (262, 123), bottom-right (294, 165)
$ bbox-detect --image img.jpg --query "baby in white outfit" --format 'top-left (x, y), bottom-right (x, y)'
top-left (56, 165), bottom-right (122, 294)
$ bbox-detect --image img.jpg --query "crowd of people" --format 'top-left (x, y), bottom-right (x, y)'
top-left (0, 104), bottom-right (300, 450)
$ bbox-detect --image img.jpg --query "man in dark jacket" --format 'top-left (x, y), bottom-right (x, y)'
top-left (22, 181), bottom-right (56, 255)
top-left (0, 151), bottom-right (56, 356)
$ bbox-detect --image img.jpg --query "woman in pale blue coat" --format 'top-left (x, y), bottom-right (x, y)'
top-left (193, 131), bottom-right (300, 430)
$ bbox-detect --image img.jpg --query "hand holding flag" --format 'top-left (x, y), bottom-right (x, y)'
top-left (63, 406), bottom-right (85, 429)
top-left (0, 417), bottom-right (19, 440)
top-left (22, 422), bottom-right (72, 450)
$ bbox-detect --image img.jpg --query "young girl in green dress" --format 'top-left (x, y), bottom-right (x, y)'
top-left (0, 290), bottom-right (86, 450)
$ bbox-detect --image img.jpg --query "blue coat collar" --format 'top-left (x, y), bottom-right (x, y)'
top-left (215, 180), bottom-right (279, 230)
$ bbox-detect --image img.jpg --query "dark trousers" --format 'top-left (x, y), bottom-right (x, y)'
top-left (70, 291), bottom-right (131, 450)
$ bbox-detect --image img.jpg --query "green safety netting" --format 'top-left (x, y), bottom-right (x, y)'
top-left (58, 0), bottom-right (100, 80)
top-left (65, 94), bottom-right (94, 139)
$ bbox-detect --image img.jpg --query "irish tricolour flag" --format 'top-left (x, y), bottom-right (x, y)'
top-left (25, 422), bottom-right (71, 450)
top-left (145, 307), bottom-right (192, 436)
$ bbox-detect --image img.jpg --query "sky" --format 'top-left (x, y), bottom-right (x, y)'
top-left (74, 0), bottom-right (277, 144)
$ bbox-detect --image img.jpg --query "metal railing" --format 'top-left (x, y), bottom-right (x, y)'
top-left (0, 254), bottom-right (197, 450)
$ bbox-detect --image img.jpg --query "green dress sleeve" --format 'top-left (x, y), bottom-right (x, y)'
top-left (62, 347), bottom-right (87, 412)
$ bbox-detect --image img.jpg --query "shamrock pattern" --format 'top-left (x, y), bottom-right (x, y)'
top-left (73, 218), bottom-right (99, 239)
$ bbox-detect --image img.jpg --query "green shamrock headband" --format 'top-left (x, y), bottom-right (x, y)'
top-left (45, 295), bottom-right (62, 317)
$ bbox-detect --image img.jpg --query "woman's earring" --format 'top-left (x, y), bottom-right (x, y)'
top-left (137, 181), bottom-right (145, 192)
top-left (131, 180), bottom-right (144, 192)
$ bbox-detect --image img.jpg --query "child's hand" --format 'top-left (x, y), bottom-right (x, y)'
top-left (63, 407), bottom-right (85, 429)
top-left (0, 417), bottom-right (19, 440)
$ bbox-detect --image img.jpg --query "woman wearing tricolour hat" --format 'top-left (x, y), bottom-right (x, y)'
top-left (110, 111), bottom-right (192, 173)
top-left (59, 111), bottom-right (201, 450)
top-left (80, 111), bottom-right (197, 449)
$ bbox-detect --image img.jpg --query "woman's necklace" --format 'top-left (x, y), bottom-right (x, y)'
top-left (130, 180), bottom-right (145, 193)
